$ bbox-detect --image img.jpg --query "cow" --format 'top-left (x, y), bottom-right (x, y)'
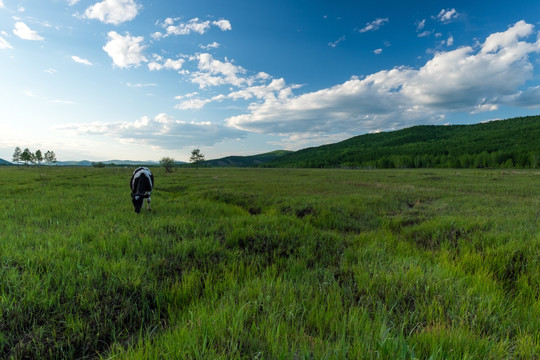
top-left (130, 167), bottom-right (154, 213)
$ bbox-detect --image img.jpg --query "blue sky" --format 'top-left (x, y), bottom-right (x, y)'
top-left (1, 0), bottom-right (540, 162)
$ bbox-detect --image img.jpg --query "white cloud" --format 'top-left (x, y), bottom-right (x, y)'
top-left (168, 18), bottom-right (210, 35)
top-left (102, 31), bottom-right (147, 68)
top-left (174, 97), bottom-right (213, 110)
top-left (0, 0), bottom-right (4, 8)
top-left (227, 21), bottom-right (540, 142)
top-left (51, 99), bottom-right (75, 104)
top-left (446, 36), bottom-right (454, 46)
top-left (148, 55), bottom-right (184, 71)
top-left (374, 48), bottom-right (383, 54)
top-left (84, 0), bottom-right (141, 25)
top-left (213, 19), bottom-right (232, 31)
top-left (416, 19), bottom-right (426, 31)
top-left (329, 35), bottom-right (345, 48)
top-left (434, 9), bottom-right (459, 23)
top-left (0, 35), bottom-right (12, 49)
top-left (417, 30), bottom-right (432, 38)
top-left (156, 17), bottom-right (232, 38)
top-left (200, 41), bottom-right (220, 50)
top-left (126, 82), bottom-right (157, 88)
top-left (190, 53), bottom-right (248, 88)
top-left (72, 55), bottom-right (93, 65)
top-left (174, 78), bottom-right (292, 111)
top-left (56, 113), bottom-right (246, 148)
top-left (67, 0), bottom-right (80, 5)
top-left (13, 22), bottom-right (44, 40)
top-left (359, 18), bottom-right (389, 33)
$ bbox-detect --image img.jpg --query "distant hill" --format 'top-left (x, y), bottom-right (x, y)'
top-left (0, 158), bottom-right (12, 166)
top-left (55, 160), bottom-right (170, 166)
top-left (202, 150), bottom-right (293, 167)
top-left (263, 115), bottom-right (540, 169)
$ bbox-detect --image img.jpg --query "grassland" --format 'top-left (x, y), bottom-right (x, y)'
top-left (0, 167), bottom-right (539, 359)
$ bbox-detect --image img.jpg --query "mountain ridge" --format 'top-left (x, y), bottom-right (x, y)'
top-left (260, 115), bottom-right (540, 168)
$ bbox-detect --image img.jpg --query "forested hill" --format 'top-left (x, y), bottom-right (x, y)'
top-left (203, 150), bottom-right (293, 167)
top-left (263, 115), bottom-right (540, 169)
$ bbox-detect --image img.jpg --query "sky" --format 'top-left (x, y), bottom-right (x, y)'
top-left (1, 0), bottom-right (540, 162)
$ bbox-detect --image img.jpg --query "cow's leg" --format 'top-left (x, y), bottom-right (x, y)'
top-left (146, 196), bottom-right (151, 211)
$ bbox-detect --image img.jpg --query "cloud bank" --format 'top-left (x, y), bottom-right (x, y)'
top-left (226, 21), bottom-right (540, 141)
top-left (57, 113), bottom-right (246, 149)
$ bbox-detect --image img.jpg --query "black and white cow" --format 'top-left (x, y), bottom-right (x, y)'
top-left (130, 167), bottom-right (154, 213)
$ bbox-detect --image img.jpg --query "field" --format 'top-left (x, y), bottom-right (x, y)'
top-left (0, 166), bottom-right (539, 359)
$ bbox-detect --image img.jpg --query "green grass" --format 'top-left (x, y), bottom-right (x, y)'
top-left (0, 167), bottom-right (539, 359)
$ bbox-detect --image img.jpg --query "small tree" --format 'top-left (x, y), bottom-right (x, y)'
top-left (21, 148), bottom-right (33, 166)
top-left (35, 149), bottom-right (43, 166)
top-left (160, 156), bottom-right (175, 173)
top-left (189, 149), bottom-right (205, 169)
top-left (44, 150), bottom-right (57, 166)
top-left (12, 147), bottom-right (22, 166)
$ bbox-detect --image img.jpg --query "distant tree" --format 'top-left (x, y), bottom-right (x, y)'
top-left (189, 149), bottom-right (205, 169)
top-left (12, 147), bottom-right (22, 166)
top-left (21, 148), bottom-right (33, 166)
top-left (92, 162), bottom-right (105, 168)
top-left (35, 149), bottom-right (43, 166)
top-left (44, 150), bottom-right (57, 166)
top-left (160, 156), bottom-right (175, 173)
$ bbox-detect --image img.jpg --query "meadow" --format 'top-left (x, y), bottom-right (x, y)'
top-left (0, 166), bottom-right (538, 359)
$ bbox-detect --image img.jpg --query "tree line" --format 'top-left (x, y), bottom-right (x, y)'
top-left (263, 115), bottom-right (540, 169)
top-left (12, 147), bottom-right (57, 166)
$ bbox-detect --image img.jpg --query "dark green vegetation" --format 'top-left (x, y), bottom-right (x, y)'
top-left (262, 115), bottom-right (540, 169)
top-left (1, 167), bottom-right (539, 359)
top-left (201, 150), bottom-right (293, 167)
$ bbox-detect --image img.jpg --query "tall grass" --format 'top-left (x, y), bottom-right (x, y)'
top-left (0, 167), bottom-right (538, 359)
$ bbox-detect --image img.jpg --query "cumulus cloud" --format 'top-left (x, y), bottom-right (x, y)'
top-left (226, 21), bottom-right (540, 141)
top-left (13, 22), bottom-right (44, 40)
top-left (359, 18), bottom-right (389, 33)
top-left (190, 53), bottom-right (248, 88)
top-left (148, 55), bottom-right (185, 71)
top-left (56, 113), bottom-right (246, 148)
top-left (434, 9), bottom-right (459, 23)
top-left (84, 0), bottom-right (141, 25)
top-left (0, 0), bottom-right (4, 8)
top-left (72, 55), bottom-right (93, 65)
top-left (67, 0), bottom-right (80, 5)
top-left (174, 78), bottom-right (292, 111)
top-left (0, 35), bottom-right (12, 49)
top-left (154, 17), bottom-right (232, 38)
top-left (213, 19), bottom-right (231, 31)
top-left (102, 31), bottom-right (147, 68)
top-left (200, 41), bottom-right (220, 50)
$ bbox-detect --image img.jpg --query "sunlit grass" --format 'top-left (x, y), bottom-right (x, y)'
top-left (0, 167), bottom-right (538, 359)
